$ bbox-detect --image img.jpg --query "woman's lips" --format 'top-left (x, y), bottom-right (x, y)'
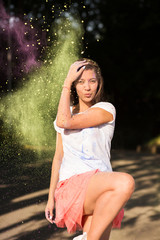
top-left (84, 94), bottom-right (91, 97)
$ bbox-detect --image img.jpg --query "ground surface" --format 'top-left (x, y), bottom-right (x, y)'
top-left (0, 150), bottom-right (160, 240)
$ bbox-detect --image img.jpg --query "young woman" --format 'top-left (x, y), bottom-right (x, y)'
top-left (45, 59), bottom-right (135, 240)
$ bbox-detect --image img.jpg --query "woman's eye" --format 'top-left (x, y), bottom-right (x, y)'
top-left (78, 80), bottom-right (84, 84)
top-left (90, 79), bottom-right (96, 83)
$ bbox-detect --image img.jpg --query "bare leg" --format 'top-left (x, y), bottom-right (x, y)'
top-left (83, 171), bottom-right (135, 240)
top-left (82, 215), bottom-right (92, 233)
top-left (83, 215), bottom-right (112, 240)
top-left (100, 223), bottom-right (112, 240)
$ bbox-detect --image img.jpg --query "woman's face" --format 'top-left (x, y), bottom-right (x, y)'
top-left (75, 69), bottom-right (98, 105)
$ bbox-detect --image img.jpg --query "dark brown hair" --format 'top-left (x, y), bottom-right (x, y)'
top-left (70, 58), bottom-right (104, 108)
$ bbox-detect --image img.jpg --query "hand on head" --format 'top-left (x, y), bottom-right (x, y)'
top-left (65, 60), bottom-right (88, 87)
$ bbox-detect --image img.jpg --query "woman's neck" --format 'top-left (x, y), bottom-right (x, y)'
top-left (78, 99), bottom-right (93, 113)
top-left (72, 103), bottom-right (91, 114)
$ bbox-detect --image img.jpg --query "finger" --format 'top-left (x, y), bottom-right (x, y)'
top-left (47, 216), bottom-right (54, 223)
top-left (77, 64), bottom-right (87, 72)
top-left (48, 214), bottom-right (54, 223)
top-left (73, 60), bottom-right (86, 66)
top-left (45, 209), bottom-right (54, 223)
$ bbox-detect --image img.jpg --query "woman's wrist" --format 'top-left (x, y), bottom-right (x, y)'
top-left (62, 85), bottom-right (71, 92)
top-left (48, 193), bottom-right (55, 201)
top-left (62, 79), bottom-right (72, 92)
top-left (63, 78), bottom-right (72, 88)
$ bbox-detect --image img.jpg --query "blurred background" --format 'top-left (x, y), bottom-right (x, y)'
top-left (1, 0), bottom-right (160, 150)
top-left (0, 0), bottom-right (160, 240)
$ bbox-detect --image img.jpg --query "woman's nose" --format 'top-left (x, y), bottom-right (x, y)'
top-left (84, 81), bottom-right (91, 90)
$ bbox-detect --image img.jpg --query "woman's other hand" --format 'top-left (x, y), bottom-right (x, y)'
top-left (45, 199), bottom-right (55, 224)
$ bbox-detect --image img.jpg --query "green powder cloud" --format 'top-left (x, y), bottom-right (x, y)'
top-left (0, 15), bottom-right (84, 149)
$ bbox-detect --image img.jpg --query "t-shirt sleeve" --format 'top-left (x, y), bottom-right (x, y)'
top-left (91, 102), bottom-right (116, 123)
top-left (53, 107), bottom-right (72, 133)
top-left (53, 119), bottom-right (62, 133)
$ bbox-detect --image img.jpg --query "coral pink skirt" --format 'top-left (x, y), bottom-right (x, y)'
top-left (54, 169), bottom-right (124, 233)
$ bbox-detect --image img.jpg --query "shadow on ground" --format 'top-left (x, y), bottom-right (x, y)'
top-left (0, 147), bottom-right (160, 240)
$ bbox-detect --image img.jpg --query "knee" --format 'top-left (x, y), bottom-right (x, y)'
top-left (118, 173), bottom-right (135, 199)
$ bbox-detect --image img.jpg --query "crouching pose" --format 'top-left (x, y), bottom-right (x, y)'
top-left (45, 58), bottom-right (135, 240)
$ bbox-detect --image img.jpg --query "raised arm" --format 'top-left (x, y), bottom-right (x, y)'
top-left (57, 106), bottom-right (114, 129)
top-left (56, 60), bottom-right (113, 129)
top-left (56, 60), bottom-right (87, 128)
top-left (45, 132), bottom-right (63, 223)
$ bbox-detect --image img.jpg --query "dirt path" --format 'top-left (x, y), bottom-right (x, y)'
top-left (0, 151), bottom-right (160, 240)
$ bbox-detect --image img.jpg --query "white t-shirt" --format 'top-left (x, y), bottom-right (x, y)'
top-left (54, 102), bottom-right (116, 182)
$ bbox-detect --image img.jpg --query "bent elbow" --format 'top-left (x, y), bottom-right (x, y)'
top-left (56, 119), bottom-right (64, 128)
top-left (56, 119), bottom-right (71, 129)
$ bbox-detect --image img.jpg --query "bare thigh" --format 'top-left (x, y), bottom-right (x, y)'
top-left (83, 171), bottom-right (134, 215)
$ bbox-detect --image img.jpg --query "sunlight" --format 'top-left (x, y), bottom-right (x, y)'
top-left (11, 188), bottom-right (49, 203)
